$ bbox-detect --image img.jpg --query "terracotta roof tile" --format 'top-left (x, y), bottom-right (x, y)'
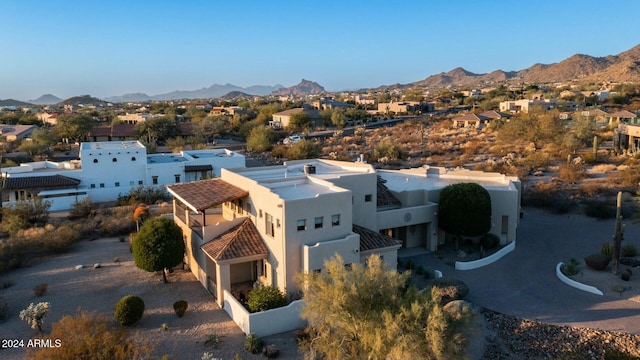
top-left (2, 175), bottom-right (81, 190)
top-left (167, 178), bottom-right (248, 211)
top-left (201, 218), bottom-right (268, 261)
top-left (353, 224), bottom-right (402, 252)
top-left (376, 176), bottom-right (401, 208)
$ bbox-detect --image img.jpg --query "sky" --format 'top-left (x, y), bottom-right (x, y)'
top-left (2, 0), bottom-right (640, 101)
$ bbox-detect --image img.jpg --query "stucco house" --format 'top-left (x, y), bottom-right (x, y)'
top-left (166, 159), bottom-right (521, 306)
top-left (0, 124), bottom-right (34, 141)
top-left (269, 107), bottom-right (320, 129)
top-left (1, 140), bottom-right (245, 211)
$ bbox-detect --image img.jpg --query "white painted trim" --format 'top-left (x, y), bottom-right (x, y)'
top-left (455, 241), bottom-right (516, 270)
top-left (555, 262), bottom-right (603, 296)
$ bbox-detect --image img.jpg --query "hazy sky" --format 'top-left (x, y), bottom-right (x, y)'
top-left (2, 0), bottom-right (640, 101)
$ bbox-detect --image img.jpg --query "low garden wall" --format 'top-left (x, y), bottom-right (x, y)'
top-left (455, 241), bottom-right (516, 270)
top-left (223, 290), bottom-right (307, 337)
top-left (555, 262), bottom-right (603, 296)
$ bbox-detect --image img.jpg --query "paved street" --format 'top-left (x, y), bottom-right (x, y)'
top-left (402, 207), bottom-right (640, 335)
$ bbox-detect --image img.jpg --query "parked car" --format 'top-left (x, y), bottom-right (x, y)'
top-left (283, 135), bottom-right (302, 145)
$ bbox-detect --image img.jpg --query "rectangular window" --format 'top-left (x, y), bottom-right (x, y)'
top-left (152, 176), bottom-right (158, 185)
top-left (259, 209), bottom-right (263, 218)
top-left (331, 214), bottom-right (340, 226)
top-left (99, 183), bottom-right (105, 188)
top-left (138, 180), bottom-right (143, 185)
top-left (365, 194), bottom-right (373, 202)
top-left (265, 213), bottom-right (275, 237)
top-left (297, 219), bottom-right (306, 231)
top-left (174, 174), bottom-right (181, 183)
top-left (315, 216), bottom-right (323, 229)
top-left (90, 184), bottom-right (96, 189)
top-left (115, 182), bottom-right (120, 187)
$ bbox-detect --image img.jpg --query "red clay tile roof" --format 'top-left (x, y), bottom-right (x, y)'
top-left (609, 110), bottom-right (637, 118)
top-left (179, 122), bottom-right (193, 136)
top-left (353, 224), bottom-right (402, 252)
top-left (2, 175), bottom-right (81, 190)
top-left (376, 176), bottom-right (401, 209)
top-left (201, 218), bottom-right (268, 261)
top-left (89, 126), bottom-right (112, 137)
top-left (167, 178), bottom-right (248, 212)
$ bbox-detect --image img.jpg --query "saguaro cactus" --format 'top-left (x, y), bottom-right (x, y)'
top-left (612, 191), bottom-right (624, 275)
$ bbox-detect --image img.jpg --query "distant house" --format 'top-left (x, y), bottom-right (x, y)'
top-left (312, 97), bottom-right (352, 111)
top-left (117, 113), bottom-right (161, 124)
top-left (0, 124), bottom-right (34, 141)
top-left (499, 99), bottom-right (557, 113)
top-left (209, 106), bottom-right (247, 116)
top-left (451, 111), bottom-right (511, 128)
top-left (36, 112), bottom-right (60, 126)
top-left (270, 107), bottom-right (320, 129)
top-left (608, 110), bottom-right (638, 125)
top-left (0, 140), bottom-right (246, 211)
top-left (377, 101), bottom-right (434, 114)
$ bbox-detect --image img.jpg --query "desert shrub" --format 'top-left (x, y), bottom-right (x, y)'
top-left (558, 163), bottom-right (586, 183)
top-left (622, 243), bottom-right (638, 257)
top-left (561, 258), bottom-right (580, 276)
top-left (204, 334), bottom-right (222, 348)
top-left (1, 198), bottom-right (51, 234)
top-left (160, 323), bottom-right (169, 331)
top-left (173, 300), bottom-right (188, 317)
top-left (583, 200), bottom-right (613, 219)
top-left (117, 185), bottom-right (170, 206)
top-left (604, 349), bottom-right (640, 360)
top-left (523, 183), bottom-right (573, 214)
top-left (247, 286), bottom-right (288, 313)
top-left (584, 254), bottom-right (610, 271)
top-left (114, 295), bottom-right (145, 326)
top-left (0, 297), bottom-right (9, 321)
top-left (481, 233), bottom-right (500, 250)
top-left (99, 216), bottom-right (136, 236)
top-left (428, 277), bottom-right (470, 306)
top-left (19, 302), bottom-right (49, 332)
top-left (33, 283), bottom-right (48, 297)
top-left (26, 310), bottom-right (155, 360)
top-left (621, 268), bottom-right (632, 281)
top-left (602, 242), bottom-right (613, 259)
top-left (68, 197), bottom-right (97, 219)
top-left (262, 344), bottom-right (280, 358)
top-left (244, 333), bottom-right (264, 354)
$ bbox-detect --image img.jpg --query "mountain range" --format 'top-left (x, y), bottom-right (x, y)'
top-left (6, 43), bottom-right (640, 105)
top-left (104, 83), bottom-right (284, 102)
top-left (410, 44), bottom-right (640, 88)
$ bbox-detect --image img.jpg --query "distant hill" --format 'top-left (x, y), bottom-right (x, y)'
top-left (271, 79), bottom-right (326, 96)
top-left (104, 93), bottom-right (153, 103)
top-left (0, 99), bottom-right (33, 107)
top-left (28, 94), bottom-right (62, 105)
top-left (219, 91), bottom-right (253, 100)
top-left (60, 95), bottom-right (109, 107)
top-left (409, 43), bottom-right (640, 87)
top-left (106, 83), bottom-right (284, 102)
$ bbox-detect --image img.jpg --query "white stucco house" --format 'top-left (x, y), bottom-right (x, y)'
top-left (166, 159), bottom-right (521, 307)
top-left (0, 140), bottom-right (245, 211)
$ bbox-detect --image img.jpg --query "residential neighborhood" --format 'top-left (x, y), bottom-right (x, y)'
top-left (3, 3), bottom-right (640, 357)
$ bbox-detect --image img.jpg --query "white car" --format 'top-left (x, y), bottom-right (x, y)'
top-left (283, 135), bottom-right (302, 145)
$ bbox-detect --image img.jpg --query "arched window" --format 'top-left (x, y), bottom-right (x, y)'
top-left (112, 158), bottom-right (117, 162)
top-left (131, 157), bottom-right (136, 161)
top-left (93, 159), bottom-right (98, 163)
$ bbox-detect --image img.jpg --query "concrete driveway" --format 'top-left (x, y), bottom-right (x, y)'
top-left (403, 207), bottom-right (640, 335)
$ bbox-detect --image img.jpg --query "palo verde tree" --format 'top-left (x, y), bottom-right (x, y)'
top-left (438, 183), bottom-right (491, 247)
top-left (132, 217), bottom-right (184, 283)
top-left (297, 254), bottom-right (474, 360)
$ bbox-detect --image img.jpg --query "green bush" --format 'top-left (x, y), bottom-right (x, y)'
top-left (69, 197), bottom-right (97, 219)
top-left (244, 333), bottom-right (264, 354)
top-left (602, 242), bottom-right (613, 259)
top-left (204, 333), bottom-right (222, 348)
top-left (481, 233), bottom-right (500, 250)
top-left (33, 283), bottom-right (48, 297)
top-left (561, 258), bottom-right (580, 276)
top-left (114, 295), bottom-right (145, 326)
top-left (173, 300), bottom-right (188, 318)
top-left (583, 200), bottom-right (613, 219)
top-left (584, 254), bottom-right (610, 271)
top-left (622, 243), bottom-right (638, 257)
top-left (117, 185), bottom-right (170, 206)
top-left (428, 277), bottom-right (470, 306)
top-left (247, 286), bottom-right (288, 313)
